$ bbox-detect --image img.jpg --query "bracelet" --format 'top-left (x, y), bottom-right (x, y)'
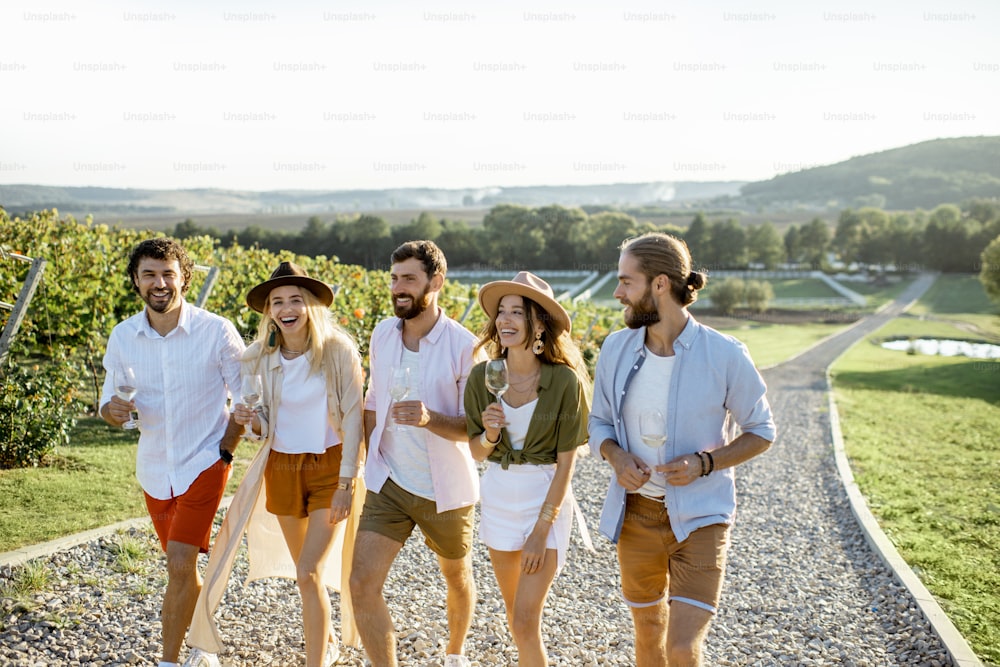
top-left (336, 479), bottom-right (353, 491)
top-left (482, 431), bottom-right (501, 446)
top-left (697, 451), bottom-right (715, 477)
top-left (538, 502), bottom-right (560, 523)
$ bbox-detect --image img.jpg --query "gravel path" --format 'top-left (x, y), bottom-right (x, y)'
top-left (1, 275), bottom-right (958, 666)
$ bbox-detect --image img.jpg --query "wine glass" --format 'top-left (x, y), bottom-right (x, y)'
top-left (240, 374), bottom-right (263, 440)
top-left (640, 410), bottom-right (667, 482)
top-left (388, 367), bottom-right (410, 432)
top-left (640, 410), bottom-right (667, 448)
top-left (114, 365), bottom-right (141, 430)
top-left (484, 359), bottom-right (509, 403)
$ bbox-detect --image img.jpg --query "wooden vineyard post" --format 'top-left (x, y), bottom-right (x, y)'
top-left (0, 253), bottom-right (47, 367)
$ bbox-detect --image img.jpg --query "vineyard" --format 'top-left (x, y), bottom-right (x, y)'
top-left (0, 208), bottom-right (621, 468)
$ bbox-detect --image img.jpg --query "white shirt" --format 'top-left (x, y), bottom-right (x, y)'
top-left (271, 354), bottom-right (340, 455)
top-left (100, 301), bottom-right (245, 500)
top-left (622, 347), bottom-right (676, 499)
top-left (364, 312), bottom-right (480, 512)
top-left (380, 347), bottom-right (434, 499)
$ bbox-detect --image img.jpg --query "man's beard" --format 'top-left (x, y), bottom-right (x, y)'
top-left (623, 287), bottom-right (660, 329)
top-left (393, 284), bottom-right (432, 319)
top-left (142, 288), bottom-right (180, 314)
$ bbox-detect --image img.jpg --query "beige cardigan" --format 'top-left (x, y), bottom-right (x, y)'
top-left (188, 339), bottom-right (366, 653)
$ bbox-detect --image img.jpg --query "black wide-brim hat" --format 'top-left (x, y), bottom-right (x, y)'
top-left (246, 261), bottom-right (334, 313)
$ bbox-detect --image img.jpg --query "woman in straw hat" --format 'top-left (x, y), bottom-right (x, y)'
top-left (464, 271), bottom-right (592, 667)
top-left (186, 262), bottom-right (364, 667)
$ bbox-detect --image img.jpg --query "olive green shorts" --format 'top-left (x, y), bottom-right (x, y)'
top-left (359, 477), bottom-right (474, 560)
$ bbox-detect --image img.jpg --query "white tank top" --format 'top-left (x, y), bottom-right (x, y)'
top-left (502, 397), bottom-right (538, 451)
top-left (271, 353), bottom-right (341, 455)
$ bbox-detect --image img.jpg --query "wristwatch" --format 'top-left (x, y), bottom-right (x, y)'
top-left (219, 446), bottom-right (234, 465)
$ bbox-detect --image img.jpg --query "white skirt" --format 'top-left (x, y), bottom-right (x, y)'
top-left (480, 461), bottom-right (575, 570)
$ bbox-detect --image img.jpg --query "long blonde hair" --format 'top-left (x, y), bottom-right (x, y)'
top-left (253, 287), bottom-right (358, 375)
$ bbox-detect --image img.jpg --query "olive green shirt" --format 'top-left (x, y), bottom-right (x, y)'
top-left (465, 362), bottom-right (589, 469)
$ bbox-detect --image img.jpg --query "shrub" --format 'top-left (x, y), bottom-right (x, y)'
top-left (711, 278), bottom-right (745, 315)
top-left (0, 354), bottom-right (79, 469)
top-left (745, 280), bottom-right (775, 313)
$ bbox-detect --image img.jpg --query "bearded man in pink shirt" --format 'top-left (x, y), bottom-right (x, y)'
top-left (350, 240), bottom-right (479, 667)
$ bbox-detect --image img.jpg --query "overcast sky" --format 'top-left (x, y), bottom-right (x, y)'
top-left (1, 0), bottom-right (997, 192)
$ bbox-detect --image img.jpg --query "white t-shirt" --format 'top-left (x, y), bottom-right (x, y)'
top-left (622, 347), bottom-right (676, 499)
top-left (501, 397), bottom-right (538, 451)
top-left (271, 354), bottom-right (340, 455)
top-left (382, 347), bottom-right (434, 499)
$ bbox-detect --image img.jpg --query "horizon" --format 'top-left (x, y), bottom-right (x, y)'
top-left (2, 1), bottom-right (998, 192)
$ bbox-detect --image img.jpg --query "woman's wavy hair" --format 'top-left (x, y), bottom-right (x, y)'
top-left (474, 296), bottom-right (592, 401)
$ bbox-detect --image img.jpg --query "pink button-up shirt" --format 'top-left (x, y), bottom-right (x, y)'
top-left (100, 301), bottom-right (245, 500)
top-left (364, 311), bottom-right (479, 512)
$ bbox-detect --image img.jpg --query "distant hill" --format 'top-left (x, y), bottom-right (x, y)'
top-left (738, 136), bottom-right (1000, 210)
top-left (3, 136), bottom-right (997, 217)
top-left (0, 181), bottom-right (744, 217)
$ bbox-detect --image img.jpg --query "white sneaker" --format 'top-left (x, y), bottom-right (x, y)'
top-left (323, 638), bottom-right (341, 667)
top-left (444, 655), bottom-right (471, 667)
top-left (181, 648), bottom-right (220, 667)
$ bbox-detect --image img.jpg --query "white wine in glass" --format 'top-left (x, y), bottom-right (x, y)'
top-left (115, 365), bottom-right (141, 430)
top-left (640, 410), bottom-right (667, 448)
top-left (388, 367), bottom-right (411, 432)
top-left (484, 359), bottom-right (509, 403)
top-left (240, 374), bottom-right (263, 440)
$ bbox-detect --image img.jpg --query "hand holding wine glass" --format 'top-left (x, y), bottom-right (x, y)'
top-left (240, 374), bottom-right (263, 440)
top-left (388, 367), bottom-right (411, 432)
top-left (114, 365), bottom-right (141, 430)
top-left (484, 359), bottom-right (509, 431)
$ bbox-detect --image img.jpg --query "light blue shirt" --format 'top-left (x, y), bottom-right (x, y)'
top-left (588, 316), bottom-right (776, 544)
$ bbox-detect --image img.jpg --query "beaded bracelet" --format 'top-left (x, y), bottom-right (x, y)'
top-left (697, 450), bottom-right (715, 476)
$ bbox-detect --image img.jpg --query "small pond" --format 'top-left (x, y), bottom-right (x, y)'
top-left (880, 338), bottom-right (1000, 359)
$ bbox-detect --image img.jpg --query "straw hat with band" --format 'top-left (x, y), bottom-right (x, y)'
top-left (477, 271), bottom-right (571, 335)
top-left (246, 261), bottom-right (334, 313)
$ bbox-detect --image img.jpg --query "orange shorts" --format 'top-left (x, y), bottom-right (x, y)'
top-left (616, 493), bottom-right (730, 613)
top-left (144, 458), bottom-right (230, 554)
top-left (264, 445), bottom-right (342, 518)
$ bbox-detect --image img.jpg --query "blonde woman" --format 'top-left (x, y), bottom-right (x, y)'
top-left (464, 272), bottom-right (591, 667)
top-left (185, 262), bottom-right (364, 667)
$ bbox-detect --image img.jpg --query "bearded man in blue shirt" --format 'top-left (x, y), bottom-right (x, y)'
top-left (589, 232), bottom-right (776, 667)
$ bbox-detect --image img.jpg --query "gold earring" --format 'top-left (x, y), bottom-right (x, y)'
top-left (532, 332), bottom-right (544, 355)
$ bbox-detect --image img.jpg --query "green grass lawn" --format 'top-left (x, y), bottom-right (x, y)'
top-left (831, 291), bottom-right (1000, 664)
top-left (907, 273), bottom-right (1000, 339)
top-left (715, 321), bottom-right (848, 368)
top-left (0, 418), bottom-right (261, 552)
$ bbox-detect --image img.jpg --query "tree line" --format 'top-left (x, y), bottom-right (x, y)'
top-left (172, 200), bottom-right (1000, 274)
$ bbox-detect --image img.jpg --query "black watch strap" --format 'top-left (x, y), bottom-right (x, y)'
top-left (219, 447), bottom-right (234, 464)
